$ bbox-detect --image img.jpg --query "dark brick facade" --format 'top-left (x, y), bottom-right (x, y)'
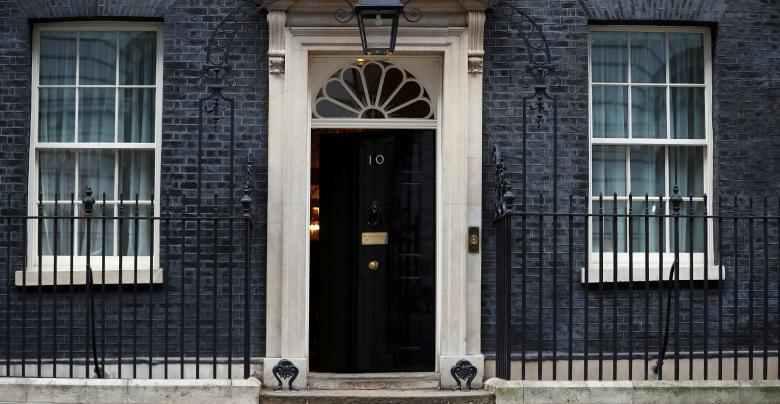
top-left (481, 0), bottom-right (780, 360)
top-left (0, 0), bottom-right (269, 364)
top-left (0, 0), bottom-right (778, 370)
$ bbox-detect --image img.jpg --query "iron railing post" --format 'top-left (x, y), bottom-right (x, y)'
top-left (53, 193), bottom-right (60, 378)
top-left (672, 185), bottom-right (682, 380)
top-left (84, 189), bottom-right (93, 378)
top-left (492, 145), bottom-right (514, 381)
top-left (5, 193), bottom-right (11, 376)
top-left (241, 154), bottom-right (253, 379)
top-left (36, 190), bottom-right (43, 376)
top-left (654, 187), bottom-right (682, 378)
top-left (83, 188), bottom-right (104, 378)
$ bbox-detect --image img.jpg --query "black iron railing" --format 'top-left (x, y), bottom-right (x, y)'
top-left (492, 186), bottom-right (780, 381)
top-left (0, 182), bottom-right (256, 380)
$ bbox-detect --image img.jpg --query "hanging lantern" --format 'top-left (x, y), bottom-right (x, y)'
top-left (336, 0), bottom-right (422, 56)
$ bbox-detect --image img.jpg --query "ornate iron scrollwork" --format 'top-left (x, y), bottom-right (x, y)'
top-left (492, 145), bottom-right (515, 219)
top-left (241, 152), bottom-right (253, 217)
top-left (450, 359), bottom-right (478, 391)
top-left (196, 0), bottom-right (279, 210)
top-left (335, 0), bottom-right (356, 23)
top-left (335, 0), bottom-right (422, 24)
top-left (400, 0), bottom-right (423, 23)
top-left (272, 359), bottom-right (300, 391)
top-left (475, 0), bottom-right (561, 127)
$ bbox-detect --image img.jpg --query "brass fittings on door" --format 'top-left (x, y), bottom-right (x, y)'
top-left (368, 261), bottom-right (380, 271)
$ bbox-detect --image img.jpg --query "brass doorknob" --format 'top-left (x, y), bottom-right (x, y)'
top-left (368, 261), bottom-right (380, 271)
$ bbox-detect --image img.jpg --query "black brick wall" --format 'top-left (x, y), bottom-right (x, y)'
top-left (481, 0), bottom-right (780, 361)
top-left (0, 0), bottom-right (269, 366)
top-left (0, 0), bottom-right (30, 197)
top-left (12, 0), bottom-right (177, 19)
top-left (0, 0), bottom-right (778, 371)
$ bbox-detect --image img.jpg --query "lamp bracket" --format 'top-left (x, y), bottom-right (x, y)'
top-left (335, 0), bottom-right (356, 23)
top-left (335, 0), bottom-right (422, 24)
top-left (400, 0), bottom-right (422, 23)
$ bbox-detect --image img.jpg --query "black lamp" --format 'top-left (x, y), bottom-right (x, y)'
top-left (336, 0), bottom-right (422, 56)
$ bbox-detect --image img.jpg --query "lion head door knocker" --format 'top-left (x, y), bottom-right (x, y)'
top-left (368, 200), bottom-right (382, 226)
top-left (450, 359), bottom-right (478, 391)
top-left (272, 359), bottom-right (300, 391)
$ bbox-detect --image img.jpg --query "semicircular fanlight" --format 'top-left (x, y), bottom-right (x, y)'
top-left (313, 61), bottom-right (434, 120)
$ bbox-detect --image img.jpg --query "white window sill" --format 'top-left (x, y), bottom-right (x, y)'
top-left (15, 268), bottom-right (164, 287)
top-left (581, 253), bottom-right (724, 284)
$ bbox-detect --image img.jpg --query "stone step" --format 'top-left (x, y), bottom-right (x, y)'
top-left (260, 389), bottom-right (495, 404)
top-left (307, 372), bottom-right (440, 390)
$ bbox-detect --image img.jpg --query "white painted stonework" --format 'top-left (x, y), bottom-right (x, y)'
top-left (0, 377), bottom-right (261, 404)
top-left (263, 0), bottom-right (488, 389)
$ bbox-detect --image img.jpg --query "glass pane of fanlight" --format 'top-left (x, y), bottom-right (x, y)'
top-left (363, 63), bottom-right (383, 105)
top-left (378, 67), bottom-right (403, 106)
top-left (316, 100), bottom-right (357, 118)
top-left (389, 100), bottom-right (430, 118)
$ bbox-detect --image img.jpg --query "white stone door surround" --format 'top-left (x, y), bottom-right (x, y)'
top-left (263, 1), bottom-right (488, 389)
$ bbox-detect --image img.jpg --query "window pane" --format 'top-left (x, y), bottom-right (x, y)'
top-left (78, 203), bottom-right (115, 257)
top-left (41, 204), bottom-right (74, 256)
top-left (631, 32), bottom-right (665, 83)
top-left (591, 32), bottom-right (627, 82)
top-left (630, 200), bottom-right (663, 253)
top-left (364, 63), bottom-right (382, 105)
top-left (120, 150), bottom-right (154, 201)
top-left (333, 71), bottom-right (364, 107)
top-left (669, 147), bottom-right (704, 197)
top-left (671, 87), bottom-right (705, 139)
top-left (39, 150), bottom-right (75, 200)
top-left (388, 100), bottom-right (431, 119)
top-left (592, 200), bottom-right (627, 253)
top-left (315, 99), bottom-right (357, 118)
top-left (119, 31), bottom-right (156, 85)
top-left (592, 86), bottom-right (628, 138)
top-left (385, 81), bottom-right (423, 111)
top-left (592, 146), bottom-right (626, 196)
top-left (379, 68), bottom-right (403, 106)
top-left (40, 32), bottom-right (76, 85)
top-left (669, 33), bottom-right (704, 84)
top-left (79, 88), bottom-right (116, 142)
top-left (120, 205), bottom-right (152, 256)
top-left (631, 87), bottom-right (667, 139)
top-left (630, 146), bottom-right (664, 197)
top-left (79, 31), bottom-right (117, 85)
top-left (677, 201), bottom-right (705, 253)
top-left (39, 88), bottom-right (75, 142)
top-left (78, 150), bottom-right (115, 200)
top-left (119, 89), bottom-right (155, 143)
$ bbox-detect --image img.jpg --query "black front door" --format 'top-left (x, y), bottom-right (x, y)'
top-left (310, 129), bottom-right (436, 373)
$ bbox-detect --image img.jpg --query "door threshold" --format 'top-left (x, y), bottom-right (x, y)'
top-left (308, 372), bottom-right (440, 390)
top-left (259, 389), bottom-right (494, 404)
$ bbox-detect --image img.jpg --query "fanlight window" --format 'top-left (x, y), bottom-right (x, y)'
top-left (313, 61), bottom-right (434, 120)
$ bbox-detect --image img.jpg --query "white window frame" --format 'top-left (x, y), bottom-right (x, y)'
top-left (20, 22), bottom-right (164, 286)
top-left (585, 25), bottom-right (721, 283)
